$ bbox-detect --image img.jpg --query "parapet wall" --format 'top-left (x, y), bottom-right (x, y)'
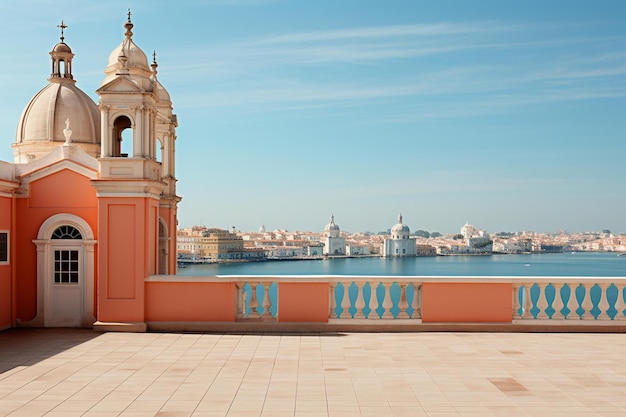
top-left (95, 275), bottom-right (626, 333)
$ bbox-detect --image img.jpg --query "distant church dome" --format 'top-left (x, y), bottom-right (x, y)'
top-left (14, 22), bottom-right (100, 162)
top-left (391, 214), bottom-right (410, 239)
top-left (324, 215), bottom-right (341, 237)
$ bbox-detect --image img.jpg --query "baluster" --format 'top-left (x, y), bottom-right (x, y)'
top-left (590, 283), bottom-right (603, 319)
top-left (235, 282), bottom-right (247, 320)
top-left (382, 282), bottom-right (394, 319)
top-left (362, 282), bottom-right (372, 319)
top-left (260, 282), bottom-right (273, 321)
top-left (529, 283), bottom-right (541, 319)
top-left (559, 283), bottom-right (572, 319)
top-left (613, 284), bottom-right (626, 321)
top-left (414, 283), bottom-right (422, 319)
top-left (574, 283), bottom-right (587, 319)
top-left (354, 281), bottom-right (366, 319)
top-left (329, 282), bottom-right (337, 319)
top-left (248, 282), bottom-right (260, 319)
top-left (605, 283), bottom-right (619, 320)
top-left (576, 283), bottom-right (596, 320)
top-left (544, 283), bottom-right (556, 319)
top-left (374, 282), bottom-right (385, 318)
top-left (341, 282), bottom-right (351, 319)
top-left (537, 282), bottom-right (548, 320)
top-left (513, 284), bottom-right (525, 319)
top-left (550, 283), bottom-right (565, 319)
top-left (399, 284), bottom-right (409, 318)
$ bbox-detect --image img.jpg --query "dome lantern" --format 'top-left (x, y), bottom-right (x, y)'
top-left (391, 214), bottom-right (411, 239)
top-left (324, 214), bottom-right (341, 237)
top-left (49, 20), bottom-right (74, 82)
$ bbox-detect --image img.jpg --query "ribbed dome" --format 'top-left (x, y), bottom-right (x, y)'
top-left (105, 39), bottom-right (150, 75)
top-left (52, 42), bottom-right (72, 53)
top-left (391, 215), bottom-right (410, 237)
top-left (102, 16), bottom-right (153, 87)
top-left (324, 215), bottom-right (340, 232)
top-left (16, 82), bottom-right (100, 145)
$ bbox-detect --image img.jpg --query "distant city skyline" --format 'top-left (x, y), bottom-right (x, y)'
top-left (1, 1), bottom-right (625, 234)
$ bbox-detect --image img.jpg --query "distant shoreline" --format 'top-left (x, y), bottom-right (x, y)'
top-left (178, 250), bottom-right (622, 266)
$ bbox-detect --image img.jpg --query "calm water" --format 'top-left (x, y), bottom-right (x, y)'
top-left (178, 252), bottom-right (626, 277)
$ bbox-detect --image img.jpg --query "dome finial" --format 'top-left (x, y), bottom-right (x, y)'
top-left (398, 214), bottom-right (403, 224)
top-left (151, 50), bottom-right (158, 75)
top-left (57, 20), bottom-right (68, 43)
top-left (124, 8), bottom-right (134, 39)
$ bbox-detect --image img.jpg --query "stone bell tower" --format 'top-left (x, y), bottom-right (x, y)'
top-left (92, 12), bottom-right (180, 331)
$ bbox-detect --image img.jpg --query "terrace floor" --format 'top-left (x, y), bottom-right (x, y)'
top-left (1, 328), bottom-right (625, 416)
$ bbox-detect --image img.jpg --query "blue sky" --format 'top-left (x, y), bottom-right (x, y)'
top-left (0, 1), bottom-right (625, 234)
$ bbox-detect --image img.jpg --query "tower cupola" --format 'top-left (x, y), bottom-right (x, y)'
top-left (49, 21), bottom-right (75, 81)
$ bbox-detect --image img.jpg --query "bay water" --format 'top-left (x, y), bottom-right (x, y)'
top-left (178, 252), bottom-right (625, 277)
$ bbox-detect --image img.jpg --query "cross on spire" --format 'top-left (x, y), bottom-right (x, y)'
top-left (127, 8), bottom-right (132, 22)
top-left (57, 20), bottom-right (67, 42)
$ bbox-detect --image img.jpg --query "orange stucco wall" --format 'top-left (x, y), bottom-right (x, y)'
top-left (15, 169), bottom-right (98, 322)
top-left (98, 197), bottom-right (145, 322)
top-left (422, 282), bottom-right (513, 323)
top-left (145, 281), bottom-right (236, 322)
top-left (0, 196), bottom-right (12, 329)
top-left (97, 195), bottom-right (162, 324)
top-left (278, 282), bottom-right (329, 323)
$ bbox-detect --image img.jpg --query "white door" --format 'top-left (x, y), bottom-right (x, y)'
top-left (46, 245), bottom-right (83, 327)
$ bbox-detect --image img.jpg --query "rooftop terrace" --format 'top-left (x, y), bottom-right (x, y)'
top-left (1, 328), bottom-right (625, 416)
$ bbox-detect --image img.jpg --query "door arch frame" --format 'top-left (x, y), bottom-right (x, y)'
top-left (29, 214), bottom-right (96, 327)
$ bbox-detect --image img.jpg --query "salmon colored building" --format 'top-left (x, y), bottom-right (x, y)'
top-left (0, 15), bottom-right (180, 331)
top-left (3, 16), bottom-right (621, 334)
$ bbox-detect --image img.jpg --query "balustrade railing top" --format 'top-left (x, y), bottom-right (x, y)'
top-left (147, 275), bottom-right (626, 325)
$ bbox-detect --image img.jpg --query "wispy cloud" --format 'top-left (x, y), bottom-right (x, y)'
top-left (160, 20), bottom-right (626, 119)
top-left (248, 22), bottom-right (521, 45)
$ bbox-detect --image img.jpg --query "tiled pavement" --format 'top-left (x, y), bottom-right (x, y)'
top-left (1, 329), bottom-right (626, 416)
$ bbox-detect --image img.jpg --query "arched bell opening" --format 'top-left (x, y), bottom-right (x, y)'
top-left (156, 137), bottom-right (163, 165)
top-left (112, 115), bottom-right (132, 157)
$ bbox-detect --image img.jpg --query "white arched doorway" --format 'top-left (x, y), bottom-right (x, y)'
top-left (32, 214), bottom-right (96, 327)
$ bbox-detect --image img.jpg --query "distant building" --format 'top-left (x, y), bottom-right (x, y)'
top-left (461, 223), bottom-right (486, 239)
top-left (202, 228), bottom-right (265, 260)
top-left (267, 246), bottom-right (306, 258)
top-left (346, 245), bottom-right (371, 256)
top-left (323, 215), bottom-right (346, 255)
top-left (382, 215), bottom-right (417, 257)
top-left (493, 238), bottom-right (532, 254)
top-left (468, 237), bottom-right (493, 253)
top-left (416, 244), bottom-right (437, 256)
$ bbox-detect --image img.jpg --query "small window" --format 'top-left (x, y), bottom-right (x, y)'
top-left (54, 250), bottom-right (79, 284)
top-left (0, 231), bottom-right (8, 263)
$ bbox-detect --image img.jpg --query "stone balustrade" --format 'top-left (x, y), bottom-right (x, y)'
top-left (513, 280), bottom-right (626, 322)
top-left (144, 275), bottom-right (626, 332)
